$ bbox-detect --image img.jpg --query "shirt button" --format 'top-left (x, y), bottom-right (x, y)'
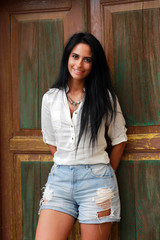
top-left (71, 125), bottom-right (73, 128)
top-left (75, 112), bottom-right (77, 115)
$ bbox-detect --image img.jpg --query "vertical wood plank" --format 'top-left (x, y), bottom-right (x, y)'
top-left (19, 21), bottom-right (39, 129)
top-left (0, 9), bottom-right (15, 240)
top-left (40, 161), bottom-right (53, 189)
top-left (13, 156), bottom-right (23, 240)
top-left (134, 161), bottom-right (160, 240)
top-left (21, 161), bottom-right (53, 240)
top-left (112, 8), bottom-right (160, 126)
top-left (38, 19), bottom-right (63, 126)
top-left (18, 19), bottom-right (64, 129)
top-left (117, 161), bottom-right (136, 240)
top-left (21, 162), bottom-right (41, 239)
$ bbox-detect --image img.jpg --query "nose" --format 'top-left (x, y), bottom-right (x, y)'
top-left (76, 58), bottom-right (83, 67)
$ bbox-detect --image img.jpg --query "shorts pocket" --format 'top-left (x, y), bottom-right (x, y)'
top-left (89, 164), bottom-right (113, 178)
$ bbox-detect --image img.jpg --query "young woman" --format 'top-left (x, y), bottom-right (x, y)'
top-left (35, 32), bottom-right (127, 240)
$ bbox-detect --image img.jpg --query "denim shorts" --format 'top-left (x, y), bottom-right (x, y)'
top-left (39, 163), bottom-right (121, 224)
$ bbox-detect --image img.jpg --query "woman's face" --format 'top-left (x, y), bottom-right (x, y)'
top-left (68, 43), bottom-right (93, 82)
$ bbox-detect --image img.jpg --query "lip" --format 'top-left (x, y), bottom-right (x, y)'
top-left (73, 68), bottom-right (84, 74)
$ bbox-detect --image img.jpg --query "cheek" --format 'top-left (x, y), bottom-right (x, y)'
top-left (68, 57), bottom-right (74, 66)
top-left (68, 59), bottom-right (72, 72)
top-left (86, 64), bottom-right (92, 73)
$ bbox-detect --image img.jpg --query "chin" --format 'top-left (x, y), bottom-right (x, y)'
top-left (71, 75), bottom-right (84, 81)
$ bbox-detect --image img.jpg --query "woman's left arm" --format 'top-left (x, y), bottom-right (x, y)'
top-left (110, 141), bottom-right (126, 171)
top-left (107, 96), bottom-right (127, 171)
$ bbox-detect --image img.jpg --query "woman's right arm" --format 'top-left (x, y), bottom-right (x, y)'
top-left (41, 93), bottom-right (57, 155)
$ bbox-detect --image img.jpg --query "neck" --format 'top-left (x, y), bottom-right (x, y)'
top-left (68, 78), bottom-right (84, 94)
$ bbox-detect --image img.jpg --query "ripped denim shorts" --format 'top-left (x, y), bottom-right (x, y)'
top-left (39, 163), bottom-right (120, 224)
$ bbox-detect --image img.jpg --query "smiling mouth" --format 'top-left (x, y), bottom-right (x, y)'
top-left (73, 68), bottom-right (84, 74)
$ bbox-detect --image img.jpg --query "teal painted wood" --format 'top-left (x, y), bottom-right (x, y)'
top-left (134, 160), bottom-right (160, 240)
top-left (112, 9), bottom-right (160, 126)
top-left (117, 160), bottom-right (160, 240)
top-left (19, 19), bottom-right (63, 129)
top-left (19, 21), bottom-right (39, 129)
top-left (38, 19), bottom-right (63, 128)
top-left (117, 161), bottom-right (136, 240)
top-left (40, 161), bottom-right (54, 187)
top-left (21, 161), bottom-right (53, 240)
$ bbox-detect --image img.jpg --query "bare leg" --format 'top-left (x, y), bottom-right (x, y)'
top-left (35, 209), bottom-right (75, 240)
top-left (81, 222), bottom-right (112, 240)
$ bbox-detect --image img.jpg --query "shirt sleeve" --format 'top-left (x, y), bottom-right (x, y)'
top-left (41, 93), bottom-right (57, 146)
top-left (107, 98), bottom-right (127, 146)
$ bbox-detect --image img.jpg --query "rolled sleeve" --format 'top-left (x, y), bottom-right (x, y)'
top-left (41, 93), bottom-right (57, 146)
top-left (107, 98), bottom-right (127, 146)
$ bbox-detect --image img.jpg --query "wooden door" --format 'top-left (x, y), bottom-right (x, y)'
top-left (90, 0), bottom-right (160, 239)
top-left (1, 0), bottom-right (160, 239)
top-left (0, 1), bottom-right (88, 239)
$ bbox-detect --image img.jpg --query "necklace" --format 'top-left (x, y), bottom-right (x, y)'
top-left (67, 91), bottom-right (85, 107)
top-left (67, 95), bottom-right (82, 107)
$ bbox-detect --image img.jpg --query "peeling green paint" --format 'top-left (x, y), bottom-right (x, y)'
top-left (112, 9), bottom-right (160, 126)
top-left (117, 160), bottom-right (160, 240)
top-left (21, 161), bottom-right (53, 240)
top-left (19, 19), bottom-right (63, 129)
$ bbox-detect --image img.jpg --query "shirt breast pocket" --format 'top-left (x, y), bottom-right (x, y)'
top-left (51, 111), bottom-right (61, 130)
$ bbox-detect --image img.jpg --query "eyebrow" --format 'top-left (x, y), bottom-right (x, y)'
top-left (72, 52), bottom-right (93, 59)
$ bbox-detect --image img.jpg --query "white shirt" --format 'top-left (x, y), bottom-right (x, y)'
top-left (41, 88), bottom-right (127, 165)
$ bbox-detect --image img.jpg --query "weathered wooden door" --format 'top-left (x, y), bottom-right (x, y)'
top-left (0, 1), bottom-right (88, 239)
top-left (90, 0), bottom-right (160, 239)
top-left (1, 0), bottom-right (160, 239)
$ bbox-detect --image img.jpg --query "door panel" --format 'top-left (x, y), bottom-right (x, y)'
top-left (112, 7), bottom-right (160, 126)
top-left (91, 0), bottom-right (160, 239)
top-left (11, 9), bottom-right (86, 136)
top-left (21, 159), bottom-right (53, 239)
top-left (12, 15), bottom-right (64, 131)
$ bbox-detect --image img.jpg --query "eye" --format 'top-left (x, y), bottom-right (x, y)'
top-left (72, 53), bottom-right (79, 59)
top-left (84, 57), bottom-right (92, 63)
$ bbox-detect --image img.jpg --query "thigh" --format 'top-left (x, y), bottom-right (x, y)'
top-left (35, 209), bottom-right (75, 240)
top-left (81, 222), bottom-right (112, 240)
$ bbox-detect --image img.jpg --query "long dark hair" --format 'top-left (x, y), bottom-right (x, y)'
top-left (52, 32), bottom-right (117, 148)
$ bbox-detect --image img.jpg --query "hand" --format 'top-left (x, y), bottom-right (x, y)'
top-left (48, 145), bottom-right (57, 157)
